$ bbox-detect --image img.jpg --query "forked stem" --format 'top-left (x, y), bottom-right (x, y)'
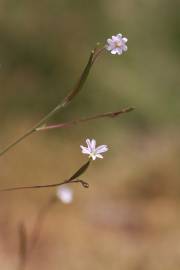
top-left (36, 107), bottom-right (134, 132)
top-left (0, 46), bottom-right (104, 157)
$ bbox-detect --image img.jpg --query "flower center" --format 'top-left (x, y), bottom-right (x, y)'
top-left (89, 150), bottom-right (96, 158)
top-left (115, 41), bottom-right (121, 48)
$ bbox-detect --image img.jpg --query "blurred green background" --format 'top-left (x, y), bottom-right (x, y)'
top-left (0, 0), bottom-right (180, 269)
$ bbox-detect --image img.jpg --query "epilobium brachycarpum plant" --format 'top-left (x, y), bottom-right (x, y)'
top-left (3, 33), bottom-right (133, 270)
top-left (0, 33), bottom-right (133, 193)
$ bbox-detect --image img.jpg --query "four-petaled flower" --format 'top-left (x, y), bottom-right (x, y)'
top-left (106, 33), bottom-right (128, 55)
top-left (56, 186), bottom-right (73, 204)
top-left (80, 138), bottom-right (108, 160)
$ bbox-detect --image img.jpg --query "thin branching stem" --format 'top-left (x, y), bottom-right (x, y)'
top-left (0, 46), bottom-right (101, 157)
top-left (36, 107), bottom-right (134, 132)
top-left (91, 46), bottom-right (106, 64)
top-left (0, 178), bottom-right (89, 192)
top-left (0, 160), bottom-right (91, 192)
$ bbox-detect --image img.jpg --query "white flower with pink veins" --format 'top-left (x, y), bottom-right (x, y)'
top-left (80, 138), bottom-right (108, 160)
top-left (106, 33), bottom-right (128, 55)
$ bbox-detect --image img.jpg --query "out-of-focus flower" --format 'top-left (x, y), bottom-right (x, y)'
top-left (106, 33), bottom-right (128, 55)
top-left (80, 138), bottom-right (108, 160)
top-left (56, 186), bottom-right (73, 204)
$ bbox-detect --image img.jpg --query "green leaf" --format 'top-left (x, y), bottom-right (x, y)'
top-left (68, 160), bottom-right (91, 181)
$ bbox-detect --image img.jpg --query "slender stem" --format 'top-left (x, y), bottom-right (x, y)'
top-left (36, 107), bottom-right (134, 132)
top-left (0, 100), bottom-right (70, 157)
top-left (0, 179), bottom-right (73, 192)
top-left (0, 160), bottom-right (91, 192)
top-left (30, 197), bottom-right (56, 251)
top-left (18, 223), bottom-right (27, 270)
top-left (0, 129), bottom-right (35, 157)
top-left (0, 47), bottom-right (99, 157)
top-left (91, 46), bottom-right (106, 64)
top-left (0, 179), bottom-right (89, 192)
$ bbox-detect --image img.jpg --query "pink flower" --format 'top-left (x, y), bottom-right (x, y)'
top-left (80, 138), bottom-right (108, 160)
top-left (106, 33), bottom-right (128, 55)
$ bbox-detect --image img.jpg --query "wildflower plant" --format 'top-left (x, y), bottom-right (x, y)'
top-left (0, 33), bottom-right (133, 269)
top-left (0, 32), bottom-right (132, 192)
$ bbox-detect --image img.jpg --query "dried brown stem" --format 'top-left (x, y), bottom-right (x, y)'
top-left (0, 160), bottom-right (91, 192)
top-left (36, 107), bottom-right (134, 132)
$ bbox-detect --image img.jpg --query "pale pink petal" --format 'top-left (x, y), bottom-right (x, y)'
top-left (117, 33), bottom-right (122, 39)
top-left (117, 48), bottom-right (123, 55)
top-left (90, 139), bottom-right (96, 150)
top-left (122, 37), bottom-right (128, 43)
top-left (96, 154), bottom-right (103, 159)
top-left (106, 44), bottom-right (112, 51)
top-left (112, 36), bottom-right (119, 42)
top-left (80, 145), bottom-right (90, 154)
top-left (111, 49), bottom-right (117, 54)
top-left (107, 38), bottom-right (113, 45)
top-left (96, 145), bottom-right (108, 154)
top-left (122, 44), bottom-right (128, 51)
top-left (86, 138), bottom-right (92, 151)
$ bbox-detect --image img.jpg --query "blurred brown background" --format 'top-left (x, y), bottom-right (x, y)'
top-left (0, 0), bottom-right (180, 269)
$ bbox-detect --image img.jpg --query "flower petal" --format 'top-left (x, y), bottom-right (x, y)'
top-left (90, 139), bottom-right (96, 150)
top-left (111, 49), bottom-right (117, 55)
top-left (122, 44), bottom-right (128, 51)
top-left (122, 37), bottom-right (128, 43)
top-left (106, 44), bottom-right (112, 51)
top-left (107, 38), bottom-right (113, 45)
top-left (117, 33), bottom-right (122, 39)
top-left (112, 35), bottom-right (117, 41)
top-left (86, 138), bottom-right (92, 151)
top-left (80, 145), bottom-right (90, 154)
top-left (117, 48), bottom-right (123, 55)
top-left (96, 145), bottom-right (108, 154)
top-left (96, 154), bottom-right (103, 159)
